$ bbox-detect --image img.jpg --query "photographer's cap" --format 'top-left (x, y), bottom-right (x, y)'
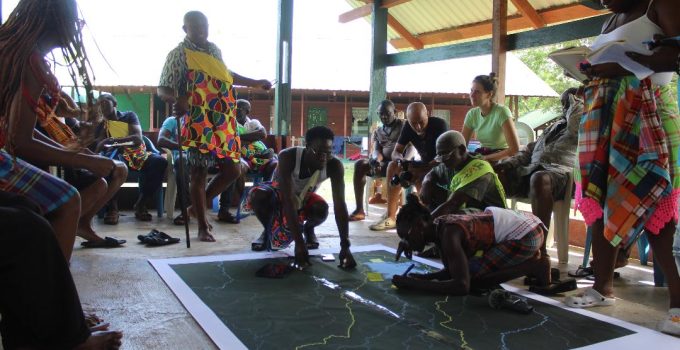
top-left (435, 130), bottom-right (466, 162)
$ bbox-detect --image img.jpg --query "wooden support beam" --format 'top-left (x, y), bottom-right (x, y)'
top-left (510, 0), bottom-right (545, 28)
top-left (384, 15), bottom-right (607, 66)
top-left (492, 0), bottom-right (508, 104)
top-left (368, 0), bottom-right (388, 131)
top-left (389, 3), bottom-right (604, 49)
top-left (338, 0), bottom-right (412, 23)
top-left (387, 14), bottom-right (423, 50)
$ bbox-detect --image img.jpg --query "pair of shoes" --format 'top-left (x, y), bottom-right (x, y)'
top-left (80, 236), bottom-right (126, 248)
top-left (368, 193), bottom-right (387, 204)
top-left (217, 207), bottom-right (239, 224)
top-left (348, 211), bottom-right (366, 221)
top-left (137, 229), bottom-right (180, 246)
top-left (103, 210), bottom-right (119, 225)
top-left (568, 265), bottom-right (594, 278)
top-left (658, 308), bottom-right (680, 336)
top-left (564, 287), bottom-right (615, 308)
top-left (369, 217), bottom-right (396, 231)
top-left (134, 210), bottom-right (152, 222)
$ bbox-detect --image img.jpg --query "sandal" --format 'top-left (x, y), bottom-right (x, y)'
top-left (251, 232), bottom-right (266, 251)
top-left (81, 236), bottom-right (126, 248)
top-left (348, 211), bottom-right (366, 221)
top-left (173, 214), bottom-right (187, 226)
top-left (217, 208), bottom-right (239, 224)
top-left (564, 287), bottom-right (615, 308)
top-left (145, 231), bottom-right (180, 246)
top-left (103, 210), bottom-right (119, 225)
top-left (568, 266), bottom-right (594, 278)
top-left (134, 210), bottom-right (153, 222)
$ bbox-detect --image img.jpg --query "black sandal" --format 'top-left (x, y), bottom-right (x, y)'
top-left (251, 232), bottom-right (266, 251)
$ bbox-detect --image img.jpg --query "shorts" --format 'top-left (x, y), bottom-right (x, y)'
top-left (0, 150), bottom-right (77, 214)
top-left (504, 167), bottom-right (571, 200)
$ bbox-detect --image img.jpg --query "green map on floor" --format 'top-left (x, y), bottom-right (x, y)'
top-left (169, 249), bottom-right (634, 349)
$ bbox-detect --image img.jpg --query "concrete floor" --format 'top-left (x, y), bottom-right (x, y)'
top-left (4, 203), bottom-right (675, 349)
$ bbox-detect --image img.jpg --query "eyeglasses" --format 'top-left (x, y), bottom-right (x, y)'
top-left (434, 150), bottom-right (455, 162)
top-left (308, 147), bottom-right (333, 160)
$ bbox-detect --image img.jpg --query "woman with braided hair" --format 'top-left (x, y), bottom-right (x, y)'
top-left (1, 2), bottom-right (124, 348)
top-left (0, 0), bottom-right (121, 260)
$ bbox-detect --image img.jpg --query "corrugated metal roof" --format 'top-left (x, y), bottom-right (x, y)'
top-left (345, 0), bottom-right (604, 49)
top-left (518, 109), bottom-right (561, 129)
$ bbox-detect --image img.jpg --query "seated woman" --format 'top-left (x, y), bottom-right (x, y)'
top-left (461, 73), bottom-right (519, 163)
top-left (391, 194), bottom-right (549, 294)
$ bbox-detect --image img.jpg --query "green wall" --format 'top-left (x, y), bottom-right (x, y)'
top-left (114, 93), bottom-right (151, 130)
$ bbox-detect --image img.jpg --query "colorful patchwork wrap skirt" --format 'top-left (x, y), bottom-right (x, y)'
top-left (245, 181), bottom-right (325, 250)
top-left (576, 77), bottom-right (680, 248)
top-left (181, 48), bottom-right (240, 168)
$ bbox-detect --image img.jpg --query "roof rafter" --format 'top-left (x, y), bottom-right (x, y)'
top-left (387, 14), bottom-right (423, 49)
top-left (390, 3), bottom-right (604, 49)
top-left (510, 0), bottom-right (546, 28)
top-left (338, 0), bottom-right (412, 23)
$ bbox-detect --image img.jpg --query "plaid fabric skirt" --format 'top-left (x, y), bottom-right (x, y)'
top-left (0, 150), bottom-right (77, 214)
top-left (434, 213), bottom-right (543, 278)
top-left (245, 182), bottom-right (326, 250)
top-left (576, 77), bottom-right (680, 247)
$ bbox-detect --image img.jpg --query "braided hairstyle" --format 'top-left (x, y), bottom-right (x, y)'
top-left (0, 0), bottom-right (96, 151)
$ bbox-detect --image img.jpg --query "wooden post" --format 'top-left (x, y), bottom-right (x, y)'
top-left (368, 0), bottom-right (388, 134)
top-left (274, 0), bottom-right (294, 140)
top-left (492, 0), bottom-right (508, 104)
top-left (300, 92), bottom-right (305, 137)
top-left (344, 95), bottom-right (348, 136)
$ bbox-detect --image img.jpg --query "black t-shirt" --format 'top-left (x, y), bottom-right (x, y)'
top-left (396, 117), bottom-right (448, 163)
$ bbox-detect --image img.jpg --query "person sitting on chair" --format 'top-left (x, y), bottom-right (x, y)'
top-left (94, 93), bottom-right (167, 223)
top-left (217, 99), bottom-right (277, 223)
top-left (157, 114), bottom-right (191, 225)
top-left (391, 194), bottom-right (548, 295)
top-left (246, 126), bottom-right (356, 269)
top-left (369, 102), bottom-right (448, 231)
top-left (349, 99), bottom-right (404, 221)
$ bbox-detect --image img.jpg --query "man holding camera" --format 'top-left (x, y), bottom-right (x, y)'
top-left (370, 102), bottom-right (447, 231)
top-left (349, 100), bottom-right (404, 221)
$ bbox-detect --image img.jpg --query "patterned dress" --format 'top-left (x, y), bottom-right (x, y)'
top-left (577, 77), bottom-right (680, 247)
top-left (159, 39), bottom-right (240, 167)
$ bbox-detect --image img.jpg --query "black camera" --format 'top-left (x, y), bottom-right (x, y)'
top-left (390, 160), bottom-right (422, 188)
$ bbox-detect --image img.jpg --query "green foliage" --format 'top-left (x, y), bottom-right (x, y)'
top-left (512, 39), bottom-right (594, 116)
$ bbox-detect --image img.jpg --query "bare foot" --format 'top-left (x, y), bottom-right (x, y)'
top-left (74, 331), bottom-right (123, 350)
top-left (348, 210), bottom-right (366, 221)
top-left (198, 227), bottom-right (216, 242)
top-left (77, 223), bottom-right (104, 243)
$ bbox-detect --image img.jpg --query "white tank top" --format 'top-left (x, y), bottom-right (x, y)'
top-left (591, 0), bottom-right (673, 85)
top-left (274, 147), bottom-right (328, 196)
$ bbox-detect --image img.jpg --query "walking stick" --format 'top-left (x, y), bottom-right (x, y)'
top-left (174, 106), bottom-right (191, 248)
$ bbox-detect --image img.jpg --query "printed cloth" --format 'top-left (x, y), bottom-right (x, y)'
top-left (106, 120), bottom-right (149, 171)
top-left (181, 48), bottom-right (240, 167)
top-left (245, 181), bottom-right (325, 250)
top-left (449, 158), bottom-right (506, 207)
top-left (577, 77), bottom-right (680, 247)
top-left (0, 149), bottom-right (77, 214)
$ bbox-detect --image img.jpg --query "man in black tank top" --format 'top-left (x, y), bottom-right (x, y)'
top-left (248, 126), bottom-right (356, 269)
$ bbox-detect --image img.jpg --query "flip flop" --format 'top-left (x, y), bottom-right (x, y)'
top-left (217, 209), bottom-right (240, 224)
top-left (564, 287), bottom-right (616, 308)
top-left (348, 212), bottom-right (366, 221)
top-left (138, 229), bottom-right (161, 244)
top-left (145, 231), bottom-right (180, 246)
top-left (173, 214), bottom-right (187, 226)
top-left (568, 266), bottom-right (594, 278)
top-left (251, 232), bottom-right (266, 251)
top-left (81, 236), bottom-right (126, 248)
top-left (585, 271), bottom-right (620, 281)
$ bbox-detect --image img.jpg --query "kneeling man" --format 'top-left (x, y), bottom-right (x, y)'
top-left (247, 126), bottom-right (356, 268)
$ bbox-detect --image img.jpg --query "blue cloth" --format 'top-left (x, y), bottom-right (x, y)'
top-left (160, 116), bottom-right (180, 159)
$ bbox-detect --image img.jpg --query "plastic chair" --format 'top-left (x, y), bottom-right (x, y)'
top-left (510, 172), bottom-right (574, 264)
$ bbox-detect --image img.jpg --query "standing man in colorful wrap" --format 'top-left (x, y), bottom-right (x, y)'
top-left (158, 11), bottom-right (271, 242)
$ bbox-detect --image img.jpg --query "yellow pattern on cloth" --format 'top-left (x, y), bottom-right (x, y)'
top-left (181, 48), bottom-right (240, 165)
top-left (106, 120), bottom-right (149, 170)
top-left (449, 158), bottom-right (506, 208)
